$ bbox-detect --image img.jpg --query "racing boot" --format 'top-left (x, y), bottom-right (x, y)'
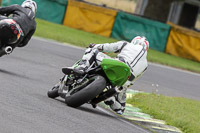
top-left (104, 96), bottom-right (125, 115)
top-left (63, 48), bottom-right (95, 75)
top-left (73, 65), bottom-right (88, 75)
top-left (104, 90), bottom-right (126, 115)
top-left (62, 60), bottom-right (88, 75)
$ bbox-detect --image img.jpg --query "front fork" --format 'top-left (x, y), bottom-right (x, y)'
top-left (58, 75), bottom-right (69, 98)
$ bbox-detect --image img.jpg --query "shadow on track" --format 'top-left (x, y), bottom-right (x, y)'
top-left (54, 98), bottom-right (113, 118)
top-left (77, 106), bottom-right (113, 118)
top-left (0, 68), bottom-right (30, 79)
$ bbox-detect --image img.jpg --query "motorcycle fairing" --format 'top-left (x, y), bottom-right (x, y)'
top-left (100, 58), bottom-right (131, 86)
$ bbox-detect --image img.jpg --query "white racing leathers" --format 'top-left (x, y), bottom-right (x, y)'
top-left (81, 41), bottom-right (148, 114)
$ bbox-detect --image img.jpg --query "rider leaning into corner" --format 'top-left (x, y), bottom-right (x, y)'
top-left (65, 36), bottom-right (149, 115)
top-left (0, 0), bottom-right (37, 56)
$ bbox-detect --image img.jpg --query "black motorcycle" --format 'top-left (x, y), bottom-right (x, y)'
top-left (47, 58), bottom-right (131, 108)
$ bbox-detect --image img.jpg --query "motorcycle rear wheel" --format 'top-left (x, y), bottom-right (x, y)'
top-left (65, 75), bottom-right (106, 108)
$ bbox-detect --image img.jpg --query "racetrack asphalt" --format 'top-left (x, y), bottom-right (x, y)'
top-left (134, 61), bottom-right (200, 101)
top-left (0, 37), bottom-right (199, 133)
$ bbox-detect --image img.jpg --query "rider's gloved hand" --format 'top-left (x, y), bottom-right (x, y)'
top-left (88, 43), bottom-right (104, 52)
top-left (89, 43), bottom-right (96, 48)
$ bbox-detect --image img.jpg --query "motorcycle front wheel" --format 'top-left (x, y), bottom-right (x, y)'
top-left (65, 75), bottom-right (106, 108)
top-left (47, 83), bottom-right (59, 98)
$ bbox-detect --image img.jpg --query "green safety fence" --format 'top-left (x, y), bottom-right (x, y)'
top-left (2, 0), bottom-right (67, 24)
top-left (111, 11), bottom-right (171, 52)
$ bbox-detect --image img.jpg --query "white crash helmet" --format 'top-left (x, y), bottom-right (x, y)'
top-left (131, 36), bottom-right (149, 50)
top-left (21, 0), bottom-right (37, 14)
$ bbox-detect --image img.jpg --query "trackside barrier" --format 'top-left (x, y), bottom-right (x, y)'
top-left (166, 22), bottom-right (200, 62)
top-left (63, 0), bottom-right (117, 37)
top-left (111, 11), bottom-right (171, 52)
top-left (2, 0), bottom-right (67, 24)
top-left (3, 0), bottom-right (200, 62)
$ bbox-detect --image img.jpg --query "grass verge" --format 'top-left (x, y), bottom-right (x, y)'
top-left (34, 19), bottom-right (117, 47)
top-left (34, 19), bottom-right (200, 73)
top-left (127, 93), bottom-right (200, 133)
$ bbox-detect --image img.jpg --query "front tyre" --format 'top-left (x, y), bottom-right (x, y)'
top-left (65, 75), bottom-right (106, 108)
top-left (47, 84), bottom-right (59, 98)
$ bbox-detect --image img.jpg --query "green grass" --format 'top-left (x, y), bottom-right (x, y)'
top-left (127, 93), bottom-right (200, 133)
top-left (34, 19), bottom-right (200, 73)
top-left (34, 19), bottom-right (117, 47)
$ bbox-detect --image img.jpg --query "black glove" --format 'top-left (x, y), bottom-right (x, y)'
top-left (89, 43), bottom-right (96, 48)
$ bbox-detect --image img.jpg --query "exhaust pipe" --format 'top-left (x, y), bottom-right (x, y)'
top-left (4, 46), bottom-right (12, 54)
top-left (0, 46), bottom-right (13, 57)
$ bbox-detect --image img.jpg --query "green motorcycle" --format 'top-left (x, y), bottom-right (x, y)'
top-left (47, 58), bottom-right (131, 108)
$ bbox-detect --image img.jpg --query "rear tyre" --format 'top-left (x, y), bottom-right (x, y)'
top-left (47, 84), bottom-right (59, 98)
top-left (65, 75), bottom-right (106, 108)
